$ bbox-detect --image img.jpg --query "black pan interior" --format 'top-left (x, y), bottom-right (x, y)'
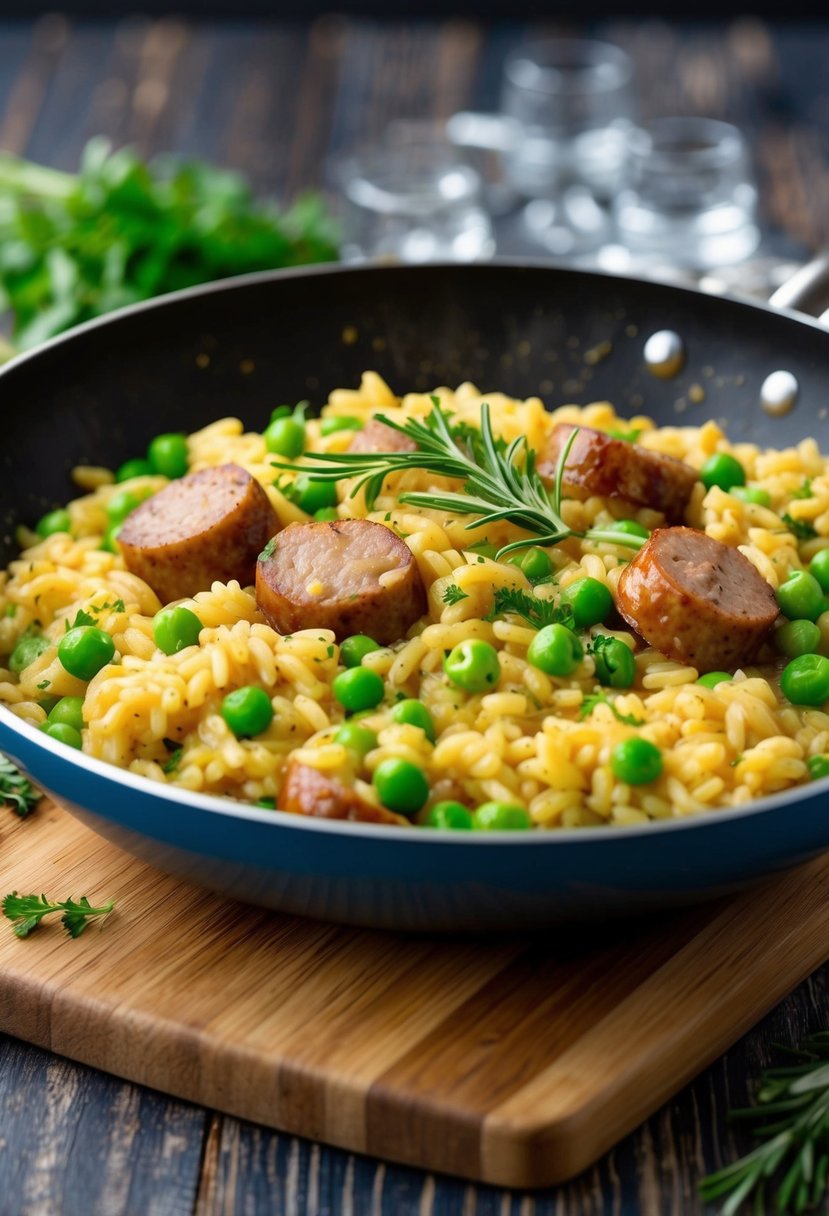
top-left (2, 262), bottom-right (828, 564)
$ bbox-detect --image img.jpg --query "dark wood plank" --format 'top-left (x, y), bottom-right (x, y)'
top-left (0, 1034), bottom-right (208, 1216)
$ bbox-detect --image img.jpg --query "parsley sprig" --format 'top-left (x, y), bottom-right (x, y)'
top-left (700, 1032), bottom-right (829, 1215)
top-left (275, 400), bottom-right (647, 560)
top-left (0, 754), bottom-right (41, 817)
top-left (0, 138), bottom-right (339, 350)
top-left (2, 892), bottom-right (115, 938)
top-left (486, 586), bottom-right (574, 631)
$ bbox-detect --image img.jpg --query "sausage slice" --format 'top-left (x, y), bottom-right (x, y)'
top-left (538, 424), bottom-right (698, 523)
top-left (348, 418), bottom-right (417, 455)
top-left (278, 759), bottom-right (407, 825)
top-left (616, 526), bottom-right (778, 673)
top-left (119, 463), bottom-right (278, 604)
top-left (256, 518), bottom-right (426, 643)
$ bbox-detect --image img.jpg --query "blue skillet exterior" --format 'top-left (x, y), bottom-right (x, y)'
top-left (1, 262), bottom-right (828, 931)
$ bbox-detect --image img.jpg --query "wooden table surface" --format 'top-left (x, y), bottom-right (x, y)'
top-left (1, 14), bottom-right (829, 1216)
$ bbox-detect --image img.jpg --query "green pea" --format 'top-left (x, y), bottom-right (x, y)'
top-left (115, 457), bottom-right (154, 482)
top-left (153, 606), bottom-right (202, 655)
top-left (807, 755), bottom-right (829, 781)
top-left (697, 671), bottom-right (732, 689)
top-left (220, 686), bottom-right (274, 737)
top-left (731, 485), bottom-right (771, 507)
top-left (780, 653), bottom-right (829, 707)
top-left (9, 633), bottom-right (49, 673)
top-left (700, 453), bottom-right (746, 493)
top-left (443, 639), bottom-right (501, 692)
top-left (559, 577), bottom-right (613, 629)
top-left (776, 570), bottom-right (825, 623)
top-left (100, 522), bottom-right (123, 554)
top-left (334, 722), bottom-right (378, 759)
top-left (606, 519), bottom-right (650, 540)
top-left (506, 547), bottom-right (553, 584)
top-left (611, 737), bottom-right (663, 784)
top-left (47, 696), bottom-right (85, 732)
top-left (809, 550), bottom-right (829, 594)
top-left (775, 619), bottom-right (821, 660)
top-left (593, 638), bottom-right (636, 688)
top-left (474, 801), bottom-right (532, 830)
top-left (147, 433), bottom-right (188, 479)
top-left (292, 475), bottom-right (338, 514)
top-left (372, 758), bottom-right (429, 816)
top-left (332, 667), bottom-right (385, 713)
top-left (314, 507), bottom-right (339, 521)
top-left (58, 626), bottom-right (115, 680)
top-left (36, 508), bottom-right (71, 538)
top-left (320, 416), bottom-right (363, 436)
top-left (390, 698), bottom-right (436, 742)
top-left (105, 486), bottom-right (149, 525)
top-left (527, 623), bottom-right (583, 677)
top-left (41, 721), bottom-right (83, 749)
top-left (425, 801), bottom-right (474, 830)
top-left (264, 416), bottom-right (305, 458)
top-left (255, 796), bottom-right (276, 809)
top-left (340, 635), bottom-right (380, 668)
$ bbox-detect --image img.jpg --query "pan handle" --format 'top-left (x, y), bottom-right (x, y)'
top-left (768, 252), bottom-right (829, 323)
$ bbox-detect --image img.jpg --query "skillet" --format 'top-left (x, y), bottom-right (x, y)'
top-left (1, 260), bottom-right (828, 932)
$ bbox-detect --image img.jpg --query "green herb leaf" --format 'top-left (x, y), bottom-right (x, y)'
top-left (782, 513), bottom-right (818, 541)
top-left (259, 537), bottom-right (277, 561)
top-left (579, 690), bottom-right (644, 726)
top-left (0, 754), bottom-right (41, 817)
top-left (700, 1032), bottom-right (829, 1215)
top-left (70, 608), bottom-right (96, 628)
top-left (162, 747), bottom-right (183, 774)
top-left (0, 140), bottom-right (340, 349)
top-left (2, 891), bottom-right (115, 938)
top-left (486, 586), bottom-right (574, 632)
top-left (791, 479), bottom-right (814, 500)
top-left (442, 584), bottom-right (468, 606)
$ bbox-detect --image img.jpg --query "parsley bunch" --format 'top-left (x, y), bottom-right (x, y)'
top-left (2, 891), bottom-right (115, 938)
top-left (0, 754), bottom-right (41, 816)
top-left (0, 138), bottom-right (339, 349)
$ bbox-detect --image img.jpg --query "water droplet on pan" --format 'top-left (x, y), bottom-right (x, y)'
top-left (644, 330), bottom-right (685, 379)
top-left (760, 370), bottom-right (798, 416)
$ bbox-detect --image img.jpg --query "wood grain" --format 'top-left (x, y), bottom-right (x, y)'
top-left (2, 799), bottom-right (829, 1191)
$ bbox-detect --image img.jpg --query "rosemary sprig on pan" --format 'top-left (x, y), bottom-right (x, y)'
top-left (700, 1032), bottom-right (829, 1215)
top-left (2, 892), bottom-right (116, 938)
top-left (275, 400), bottom-right (647, 559)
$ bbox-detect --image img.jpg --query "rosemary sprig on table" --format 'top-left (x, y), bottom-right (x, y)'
top-left (276, 400), bottom-right (647, 559)
top-left (700, 1032), bottom-right (829, 1215)
top-left (2, 892), bottom-right (116, 939)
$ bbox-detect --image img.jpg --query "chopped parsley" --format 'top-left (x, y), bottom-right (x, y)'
top-left (606, 426), bottom-right (642, 444)
top-left (782, 513), bottom-right (818, 541)
top-left (162, 748), bottom-right (183, 774)
top-left (442, 584), bottom-right (468, 606)
top-left (259, 537), bottom-right (278, 561)
top-left (579, 690), bottom-right (644, 727)
top-left (486, 586), bottom-right (574, 632)
top-left (791, 479), bottom-right (814, 499)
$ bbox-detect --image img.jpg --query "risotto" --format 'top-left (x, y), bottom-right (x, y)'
top-left (2, 370), bottom-right (829, 830)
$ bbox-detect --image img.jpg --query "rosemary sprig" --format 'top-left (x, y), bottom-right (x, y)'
top-left (274, 400), bottom-right (646, 559)
top-left (700, 1032), bottom-right (829, 1215)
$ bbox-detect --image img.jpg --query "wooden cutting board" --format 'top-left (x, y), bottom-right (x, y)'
top-left (3, 800), bottom-right (829, 1189)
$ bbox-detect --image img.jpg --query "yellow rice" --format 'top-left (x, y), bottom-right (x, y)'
top-left (1, 370), bottom-right (828, 828)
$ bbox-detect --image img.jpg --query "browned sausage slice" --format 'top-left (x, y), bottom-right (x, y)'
top-left (119, 463), bottom-right (278, 604)
top-left (278, 759), bottom-right (407, 825)
top-left (256, 519), bottom-right (426, 643)
top-left (538, 424), bottom-right (698, 523)
top-left (616, 527), bottom-right (778, 673)
top-left (348, 418), bottom-right (417, 455)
